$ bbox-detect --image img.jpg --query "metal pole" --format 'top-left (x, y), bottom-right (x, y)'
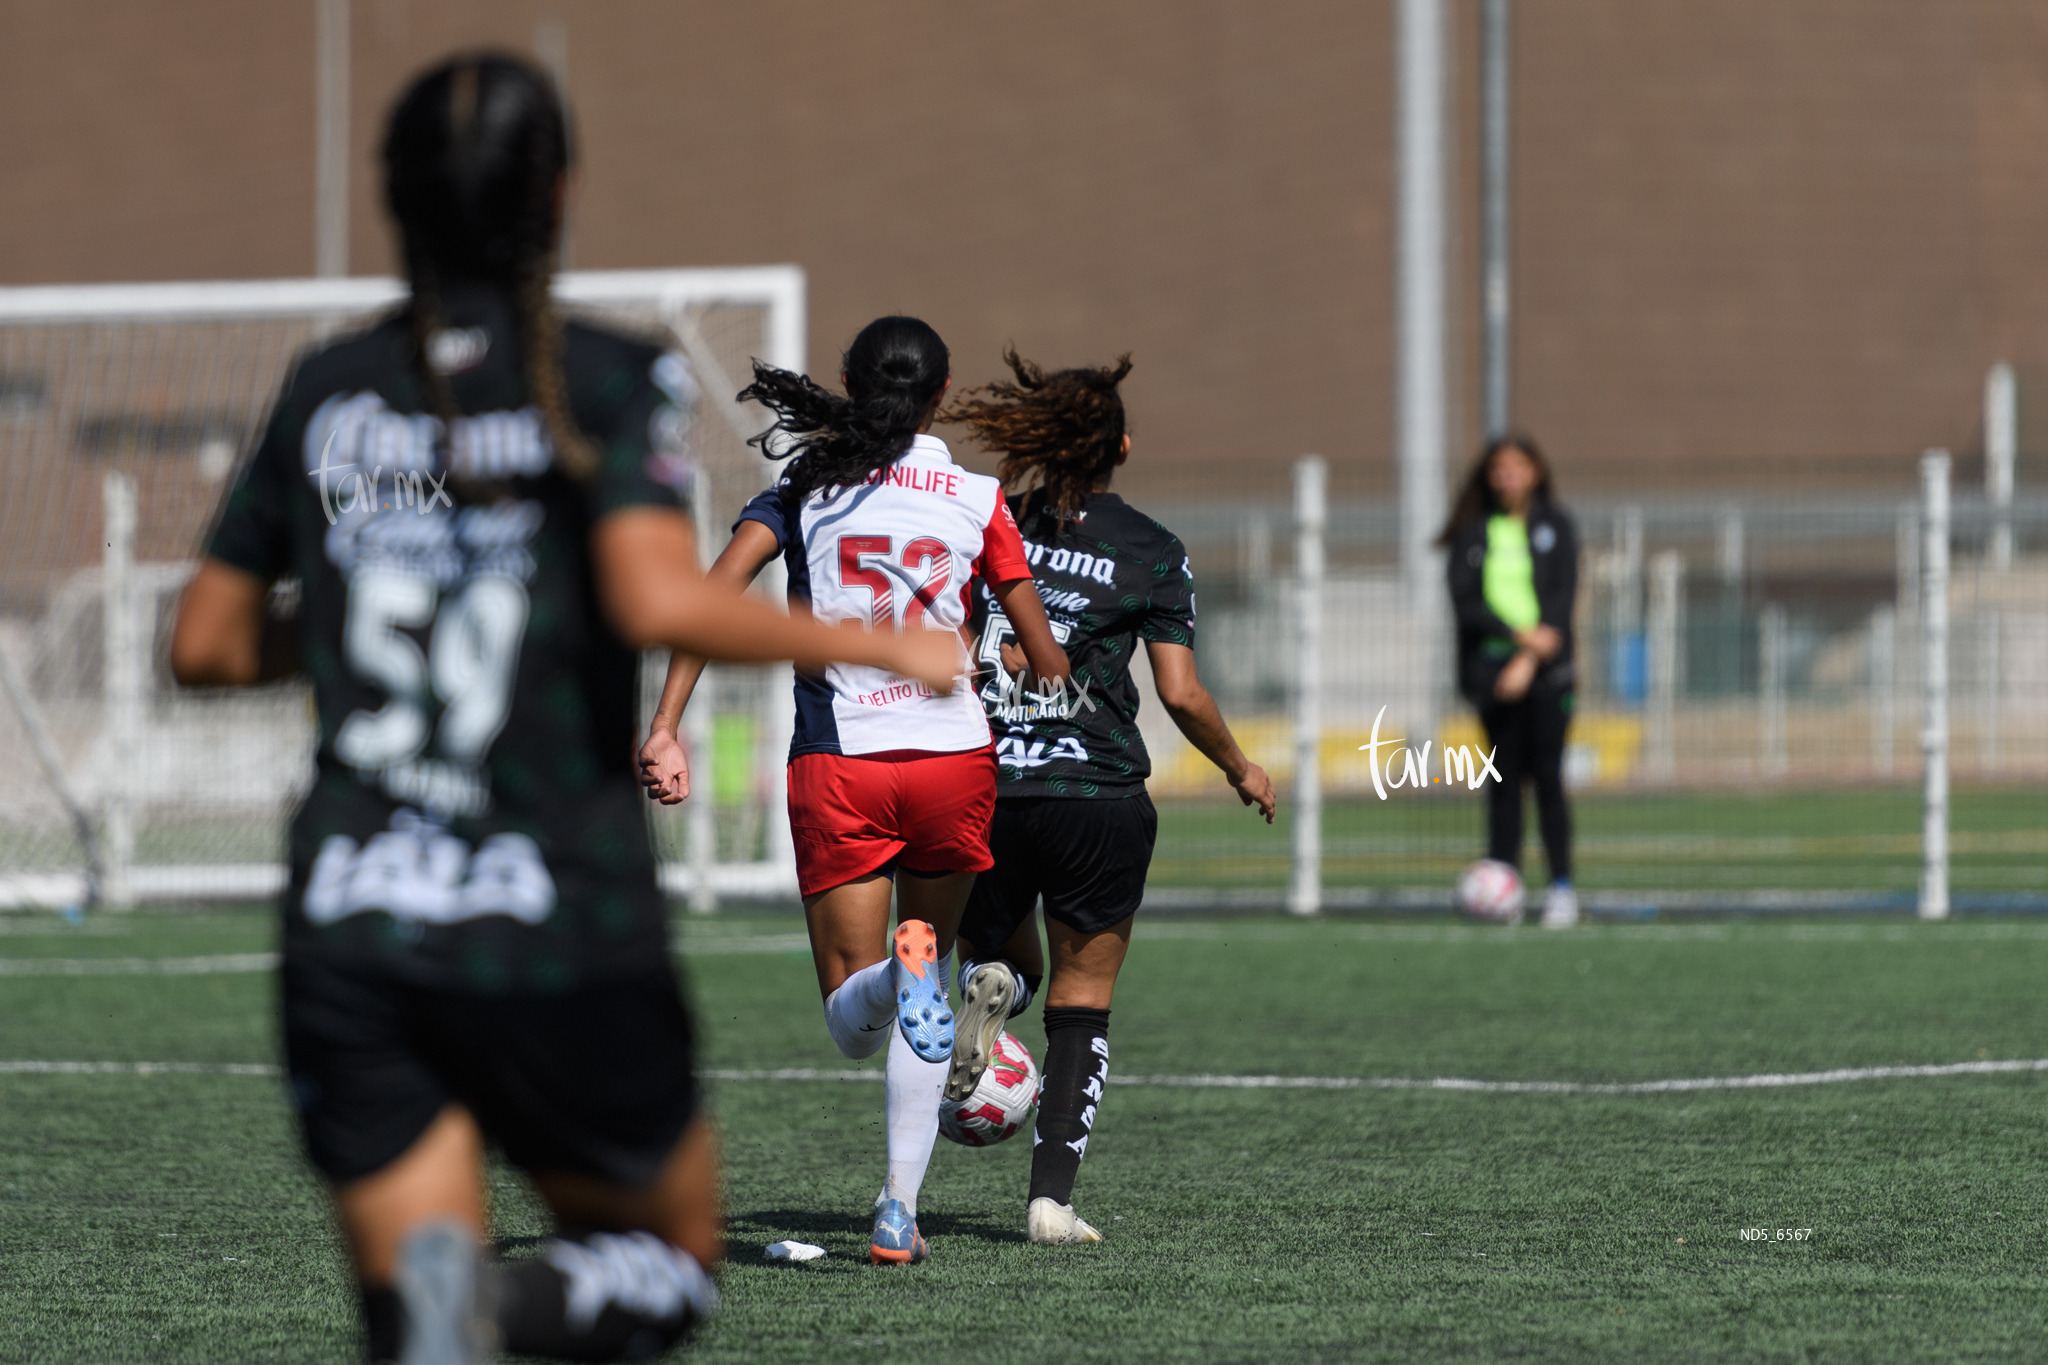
top-left (314, 0), bottom-right (351, 278)
top-left (534, 16), bottom-right (573, 271)
top-left (1289, 456), bottom-right (1326, 917)
top-left (1646, 551), bottom-right (1681, 781)
top-left (685, 464), bottom-right (718, 912)
top-left (1869, 605), bottom-right (1895, 777)
top-left (1986, 362), bottom-right (2015, 570)
top-left (1919, 451), bottom-right (1950, 920)
top-left (1759, 605), bottom-right (1787, 779)
top-left (1480, 0), bottom-right (1511, 439)
top-left (1396, 0), bottom-right (1450, 674)
top-left (102, 473), bottom-right (138, 907)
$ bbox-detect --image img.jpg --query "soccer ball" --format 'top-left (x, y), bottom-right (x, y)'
top-left (1457, 858), bottom-right (1525, 923)
top-left (938, 1031), bottom-right (1039, 1147)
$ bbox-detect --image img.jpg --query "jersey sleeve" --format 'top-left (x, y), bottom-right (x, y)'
top-left (1139, 533), bottom-right (1197, 647)
top-left (972, 495), bottom-right (1033, 583)
top-left (733, 485), bottom-right (793, 551)
top-left (583, 346), bottom-right (695, 520)
top-left (204, 382), bottom-right (298, 581)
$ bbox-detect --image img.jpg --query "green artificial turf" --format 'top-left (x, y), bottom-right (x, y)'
top-left (1151, 787), bottom-right (2048, 900)
top-left (4, 907), bottom-right (2048, 1362)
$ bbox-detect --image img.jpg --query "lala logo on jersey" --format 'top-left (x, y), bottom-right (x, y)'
top-left (994, 734), bottom-right (1089, 769)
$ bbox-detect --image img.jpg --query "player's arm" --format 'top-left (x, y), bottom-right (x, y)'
top-left (596, 505), bottom-right (962, 682)
top-left (638, 518), bottom-right (784, 805)
top-left (1145, 640), bottom-right (1275, 822)
top-left (170, 561), bottom-right (301, 687)
top-left (986, 576), bottom-right (1069, 689)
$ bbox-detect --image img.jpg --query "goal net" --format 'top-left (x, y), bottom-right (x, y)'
top-left (0, 268), bottom-right (806, 909)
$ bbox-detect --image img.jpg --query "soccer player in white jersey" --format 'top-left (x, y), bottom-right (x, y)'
top-left (639, 317), bottom-right (1070, 1264)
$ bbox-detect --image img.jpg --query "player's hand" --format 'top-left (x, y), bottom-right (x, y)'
top-left (1517, 624), bottom-right (1562, 661)
top-left (638, 728), bottom-right (691, 804)
top-left (1495, 650), bottom-right (1537, 702)
top-left (1233, 761), bottom-right (1277, 823)
top-left (889, 629), bottom-right (969, 696)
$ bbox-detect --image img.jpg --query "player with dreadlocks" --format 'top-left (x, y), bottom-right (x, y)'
top-left (171, 55), bottom-right (959, 1364)
top-left (941, 349), bottom-right (1276, 1244)
top-left (637, 317), bottom-right (1071, 1265)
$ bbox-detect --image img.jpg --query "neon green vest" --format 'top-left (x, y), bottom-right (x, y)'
top-left (1483, 514), bottom-right (1541, 632)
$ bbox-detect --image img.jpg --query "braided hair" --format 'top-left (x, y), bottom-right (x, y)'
top-left (943, 348), bottom-right (1132, 521)
top-left (381, 53), bottom-right (595, 481)
top-left (739, 316), bottom-right (950, 501)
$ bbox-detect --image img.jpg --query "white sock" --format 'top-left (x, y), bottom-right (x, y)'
top-left (823, 957), bottom-right (896, 1060)
top-left (878, 1007), bottom-right (948, 1218)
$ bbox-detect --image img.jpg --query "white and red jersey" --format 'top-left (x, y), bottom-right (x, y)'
top-left (737, 434), bottom-right (1033, 757)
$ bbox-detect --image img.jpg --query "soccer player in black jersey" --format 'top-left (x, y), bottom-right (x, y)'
top-left (171, 56), bottom-right (959, 1364)
top-left (943, 351), bottom-right (1277, 1244)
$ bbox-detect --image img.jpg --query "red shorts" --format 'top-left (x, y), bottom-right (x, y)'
top-left (786, 748), bottom-right (997, 897)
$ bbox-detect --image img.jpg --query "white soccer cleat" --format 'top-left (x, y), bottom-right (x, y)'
top-left (1540, 882), bottom-right (1579, 930)
top-left (1026, 1198), bottom-right (1103, 1245)
top-left (946, 960), bottom-right (1018, 1102)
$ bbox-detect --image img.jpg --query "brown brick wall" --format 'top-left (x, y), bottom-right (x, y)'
top-left (3, 1), bottom-right (2045, 496)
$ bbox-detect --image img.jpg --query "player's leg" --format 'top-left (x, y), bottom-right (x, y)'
top-left (950, 799), bottom-right (1047, 1102)
top-left (1025, 792), bottom-right (1155, 1245)
top-left (431, 973), bottom-right (718, 1361)
top-left (1532, 687), bottom-right (1578, 927)
top-left (284, 957), bottom-right (493, 1365)
top-left (1479, 700), bottom-right (1529, 869)
top-left (788, 753), bottom-right (925, 1060)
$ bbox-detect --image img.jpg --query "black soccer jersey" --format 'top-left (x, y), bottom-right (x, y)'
top-left (207, 284), bottom-right (698, 991)
top-left (968, 490), bottom-right (1196, 798)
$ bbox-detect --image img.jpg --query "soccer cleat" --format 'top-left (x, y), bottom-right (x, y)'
top-left (893, 920), bottom-right (953, 1063)
top-left (869, 1199), bottom-right (930, 1265)
top-left (1026, 1198), bottom-right (1103, 1245)
top-left (1540, 882), bottom-right (1579, 930)
top-left (394, 1219), bottom-right (495, 1365)
top-left (946, 960), bottom-right (1019, 1101)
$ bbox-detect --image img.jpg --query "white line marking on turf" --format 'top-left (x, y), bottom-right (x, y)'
top-left (0, 953), bottom-right (278, 976)
top-left (7, 1057), bottom-right (2046, 1092)
top-left (0, 1060), bottom-right (281, 1076)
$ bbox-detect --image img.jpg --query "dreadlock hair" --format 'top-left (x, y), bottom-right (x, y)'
top-left (943, 348), bottom-right (1132, 521)
top-left (381, 53), bottom-right (596, 481)
top-left (739, 316), bottom-right (951, 501)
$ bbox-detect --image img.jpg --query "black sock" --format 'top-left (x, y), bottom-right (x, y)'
top-left (498, 1233), bottom-right (715, 1362)
top-left (359, 1285), bottom-right (400, 1365)
top-left (1030, 1006), bottom-right (1110, 1206)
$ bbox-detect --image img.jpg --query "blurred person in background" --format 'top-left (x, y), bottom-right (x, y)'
top-left (941, 349), bottom-right (1276, 1245)
top-left (1440, 435), bottom-right (1581, 929)
top-left (171, 54), bottom-right (959, 1364)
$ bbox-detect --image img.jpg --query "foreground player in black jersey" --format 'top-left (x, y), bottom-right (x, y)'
top-left (172, 56), bottom-right (959, 1364)
top-left (945, 352), bottom-right (1277, 1244)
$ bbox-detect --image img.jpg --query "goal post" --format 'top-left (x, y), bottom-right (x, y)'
top-left (0, 268), bottom-right (805, 909)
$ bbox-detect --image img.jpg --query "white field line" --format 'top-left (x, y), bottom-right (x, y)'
top-left (0, 953), bottom-right (277, 976)
top-left (7, 1058), bottom-right (2047, 1094)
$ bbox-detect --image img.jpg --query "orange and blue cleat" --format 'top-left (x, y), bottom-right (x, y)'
top-left (892, 920), bottom-right (953, 1063)
top-left (869, 1199), bottom-right (929, 1265)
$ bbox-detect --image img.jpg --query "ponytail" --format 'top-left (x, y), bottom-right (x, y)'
top-left (382, 53), bottom-right (595, 482)
top-left (740, 316), bottom-right (950, 500)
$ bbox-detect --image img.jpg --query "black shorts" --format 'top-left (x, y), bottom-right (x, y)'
top-left (960, 792), bottom-right (1157, 951)
top-left (282, 956), bottom-right (699, 1187)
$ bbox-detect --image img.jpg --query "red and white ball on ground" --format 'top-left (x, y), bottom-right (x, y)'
top-left (1456, 858), bottom-right (1525, 923)
top-left (938, 1030), bottom-right (1040, 1147)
